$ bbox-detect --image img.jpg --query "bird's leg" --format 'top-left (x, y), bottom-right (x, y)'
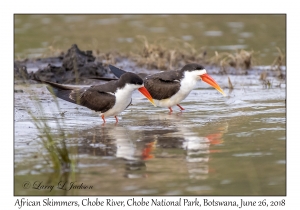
top-left (114, 116), bottom-right (119, 125)
top-left (177, 104), bottom-right (185, 111)
top-left (101, 115), bottom-right (106, 123)
top-left (168, 107), bottom-right (173, 114)
top-left (101, 115), bottom-right (106, 126)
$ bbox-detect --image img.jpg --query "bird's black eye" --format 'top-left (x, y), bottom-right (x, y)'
top-left (134, 77), bottom-right (143, 85)
top-left (196, 66), bottom-right (204, 70)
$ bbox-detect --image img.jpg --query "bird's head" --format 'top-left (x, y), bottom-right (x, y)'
top-left (181, 63), bottom-right (226, 96)
top-left (120, 72), bottom-right (156, 106)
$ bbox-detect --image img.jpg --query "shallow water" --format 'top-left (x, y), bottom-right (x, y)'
top-left (14, 74), bottom-right (286, 195)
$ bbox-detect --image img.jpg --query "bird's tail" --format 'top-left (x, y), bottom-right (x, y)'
top-left (32, 76), bottom-right (81, 104)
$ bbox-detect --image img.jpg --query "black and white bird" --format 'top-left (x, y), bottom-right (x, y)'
top-left (34, 72), bottom-right (155, 123)
top-left (107, 64), bottom-right (225, 112)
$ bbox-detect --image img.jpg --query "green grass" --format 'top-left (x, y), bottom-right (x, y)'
top-left (26, 88), bottom-right (78, 190)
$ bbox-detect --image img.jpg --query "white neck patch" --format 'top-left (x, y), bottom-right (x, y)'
top-left (154, 69), bottom-right (207, 108)
top-left (102, 83), bottom-right (143, 117)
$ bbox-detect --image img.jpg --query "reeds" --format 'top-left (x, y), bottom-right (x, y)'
top-left (209, 50), bottom-right (255, 70)
top-left (271, 47), bottom-right (285, 79)
top-left (130, 36), bottom-right (257, 71)
top-left (27, 87), bottom-right (78, 187)
top-left (130, 36), bottom-right (207, 70)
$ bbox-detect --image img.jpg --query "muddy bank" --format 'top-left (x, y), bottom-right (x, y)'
top-left (14, 44), bottom-right (114, 84)
top-left (14, 44), bottom-right (286, 86)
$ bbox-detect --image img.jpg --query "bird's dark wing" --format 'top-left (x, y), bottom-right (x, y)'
top-left (144, 71), bottom-right (182, 100)
top-left (109, 65), bottom-right (127, 78)
top-left (34, 78), bottom-right (117, 112)
top-left (146, 70), bottom-right (183, 82)
top-left (71, 88), bottom-right (116, 112)
top-left (71, 80), bottom-right (121, 112)
top-left (108, 65), bottom-right (183, 100)
top-left (89, 80), bottom-right (119, 93)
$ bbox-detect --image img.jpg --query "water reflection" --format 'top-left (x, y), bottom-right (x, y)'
top-left (148, 113), bottom-right (227, 180)
top-left (78, 113), bottom-right (228, 182)
top-left (78, 124), bottom-right (159, 179)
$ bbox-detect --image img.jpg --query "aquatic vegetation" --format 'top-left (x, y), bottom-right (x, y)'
top-left (128, 37), bottom-right (286, 76)
top-left (271, 47), bottom-right (285, 79)
top-left (209, 50), bottom-right (256, 70)
top-left (228, 76), bottom-right (234, 90)
top-left (27, 89), bottom-right (78, 187)
top-left (125, 36), bottom-right (284, 74)
top-left (130, 36), bottom-right (207, 70)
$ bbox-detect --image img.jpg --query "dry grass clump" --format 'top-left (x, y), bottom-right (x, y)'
top-left (271, 47), bottom-right (285, 79)
top-left (130, 36), bottom-right (258, 71)
top-left (259, 47), bottom-right (286, 82)
top-left (209, 50), bottom-right (255, 70)
top-left (93, 50), bottom-right (123, 66)
top-left (130, 36), bottom-right (207, 70)
top-left (272, 47), bottom-right (285, 68)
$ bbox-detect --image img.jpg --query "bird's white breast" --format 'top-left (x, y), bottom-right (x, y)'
top-left (102, 84), bottom-right (140, 117)
top-left (155, 70), bottom-right (204, 108)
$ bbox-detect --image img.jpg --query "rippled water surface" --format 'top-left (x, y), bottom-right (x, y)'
top-left (14, 75), bottom-right (286, 195)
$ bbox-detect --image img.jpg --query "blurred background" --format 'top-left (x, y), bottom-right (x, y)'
top-left (14, 14), bottom-right (285, 65)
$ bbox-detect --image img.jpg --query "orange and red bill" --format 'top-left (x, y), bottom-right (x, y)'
top-left (138, 87), bottom-right (156, 106)
top-left (200, 73), bottom-right (226, 96)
